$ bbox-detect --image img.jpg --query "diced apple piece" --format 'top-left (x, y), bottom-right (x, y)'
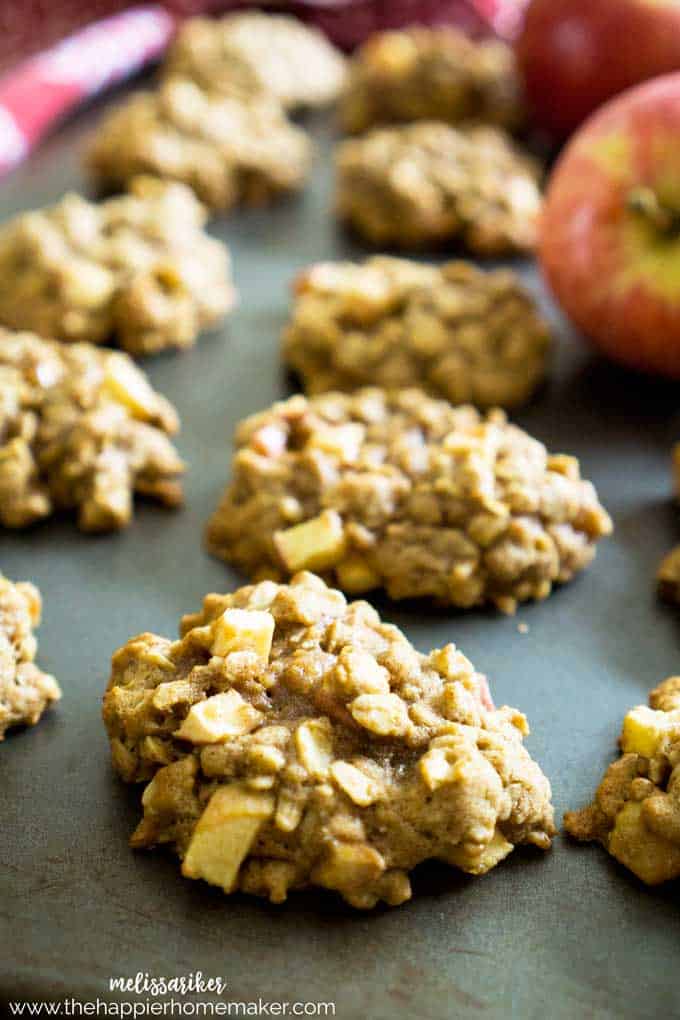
top-left (312, 841), bottom-right (385, 893)
top-left (620, 705), bottom-right (678, 758)
top-left (295, 718), bottom-right (334, 778)
top-left (274, 510), bottom-right (346, 574)
top-left (330, 761), bottom-right (382, 806)
top-left (335, 556), bottom-right (381, 595)
top-left (307, 424), bottom-right (365, 464)
top-left (447, 829), bottom-right (513, 875)
top-left (175, 690), bottom-right (263, 744)
top-left (181, 783), bottom-right (275, 892)
top-left (211, 608), bottom-right (275, 662)
top-left (102, 352), bottom-right (157, 421)
top-left (419, 747), bottom-right (456, 791)
top-left (608, 800), bottom-right (680, 886)
top-left (63, 260), bottom-right (116, 308)
top-left (349, 693), bottom-right (409, 737)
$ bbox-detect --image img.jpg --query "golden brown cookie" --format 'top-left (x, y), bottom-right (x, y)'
top-left (565, 677), bottom-right (680, 885)
top-left (88, 78), bottom-right (312, 213)
top-left (103, 571), bottom-right (555, 908)
top-left (341, 27), bottom-right (523, 134)
top-left (205, 388), bottom-right (612, 614)
top-left (335, 122), bottom-right (541, 254)
top-left (0, 177), bottom-right (234, 356)
top-left (0, 329), bottom-right (184, 531)
top-left (165, 12), bottom-right (346, 110)
top-left (0, 575), bottom-right (60, 740)
top-left (283, 257), bottom-right (551, 409)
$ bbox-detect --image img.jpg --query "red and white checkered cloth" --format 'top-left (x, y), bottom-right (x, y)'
top-left (0, 1), bottom-right (525, 178)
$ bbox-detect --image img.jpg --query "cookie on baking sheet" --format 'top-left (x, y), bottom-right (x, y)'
top-left (165, 12), bottom-right (346, 110)
top-left (0, 177), bottom-right (234, 357)
top-left (88, 78), bottom-right (313, 214)
top-left (0, 329), bottom-right (184, 532)
top-left (205, 388), bottom-right (612, 614)
top-left (0, 575), bottom-right (60, 740)
top-left (335, 122), bottom-right (541, 254)
top-left (341, 27), bottom-right (524, 135)
top-left (103, 571), bottom-right (555, 908)
top-left (283, 257), bottom-right (551, 410)
top-left (565, 677), bottom-right (680, 885)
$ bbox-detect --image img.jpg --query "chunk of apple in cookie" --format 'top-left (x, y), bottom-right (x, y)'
top-left (274, 510), bottom-right (346, 573)
top-left (620, 705), bottom-right (680, 759)
top-left (102, 352), bottom-right (158, 421)
top-left (211, 608), bottom-right (275, 661)
top-left (182, 783), bottom-right (275, 892)
top-left (175, 690), bottom-right (263, 744)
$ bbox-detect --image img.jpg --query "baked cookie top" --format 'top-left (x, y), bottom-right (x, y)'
top-left (565, 677), bottom-right (680, 886)
top-left (0, 329), bottom-right (184, 532)
top-left (283, 257), bottom-right (551, 409)
top-left (165, 12), bottom-right (346, 110)
top-left (88, 78), bottom-right (313, 213)
top-left (103, 571), bottom-right (555, 908)
top-left (341, 27), bottom-right (523, 134)
top-left (335, 121), bottom-right (541, 254)
top-left (1, 574), bottom-right (60, 740)
top-left (205, 388), bottom-right (612, 614)
top-left (0, 177), bottom-right (234, 356)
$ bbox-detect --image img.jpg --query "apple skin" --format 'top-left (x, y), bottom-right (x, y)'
top-left (539, 73), bottom-right (680, 379)
top-left (516, 0), bottom-right (680, 141)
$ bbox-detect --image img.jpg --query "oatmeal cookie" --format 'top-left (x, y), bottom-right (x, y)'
top-left (565, 677), bottom-right (680, 885)
top-left (0, 329), bottom-right (184, 532)
top-left (102, 571), bottom-right (555, 908)
top-left (341, 27), bottom-right (523, 135)
top-left (0, 177), bottom-right (234, 356)
top-left (283, 257), bottom-right (550, 409)
top-left (335, 122), bottom-right (541, 254)
top-left (205, 389), bottom-right (612, 614)
top-left (165, 12), bottom-right (346, 110)
top-left (88, 78), bottom-right (312, 213)
top-left (1, 575), bottom-right (60, 740)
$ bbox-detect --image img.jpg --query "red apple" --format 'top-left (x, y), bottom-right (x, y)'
top-left (516, 0), bottom-right (680, 141)
top-left (539, 73), bottom-right (680, 379)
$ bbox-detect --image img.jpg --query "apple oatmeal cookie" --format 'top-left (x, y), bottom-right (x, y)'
top-left (0, 329), bottom-right (184, 532)
top-left (165, 12), bottom-right (346, 110)
top-left (335, 122), bottom-right (541, 254)
top-left (565, 677), bottom-right (680, 885)
top-left (205, 389), bottom-right (612, 614)
top-left (1, 574), bottom-right (60, 740)
top-left (341, 27), bottom-right (524, 135)
top-left (88, 77), bottom-right (312, 213)
top-left (102, 571), bottom-right (555, 908)
top-left (283, 257), bottom-right (550, 409)
top-left (0, 177), bottom-right (234, 356)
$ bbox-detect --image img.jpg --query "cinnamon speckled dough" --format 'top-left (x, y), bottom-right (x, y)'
top-left (88, 77), bottom-right (312, 213)
top-left (102, 571), bottom-right (555, 908)
top-left (565, 677), bottom-right (680, 885)
top-left (335, 122), bottom-right (541, 254)
top-left (283, 257), bottom-right (551, 410)
top-left (0, 329), bottom-right (184, 532)
top-left (341, 27), bottom-right (524, 134)
top-left (205, 389), bottom-right (612, 614)
top-left (0, 178), bottom-right (234, 356)
top-left (165, 12), bottom-right (346, 110)
top-left (1, 575), bottom-right (60, 740)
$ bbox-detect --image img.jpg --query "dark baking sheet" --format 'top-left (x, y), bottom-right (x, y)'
top-left (2, 94), bottom-right (680, 1020)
